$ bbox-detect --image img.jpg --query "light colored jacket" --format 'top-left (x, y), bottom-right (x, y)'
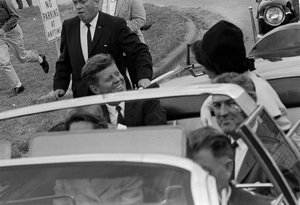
top-left (99, 0), bottom-right (146, 43)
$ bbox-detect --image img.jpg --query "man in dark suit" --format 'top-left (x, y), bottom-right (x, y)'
top-left (187, 126), bottom-right (271, 205)
top-left (53, 0), bottom-right (152, 99)
top-left (211, 72), bottom-right (299, 195)
top-left (81, 53), bottom-right (167, 127)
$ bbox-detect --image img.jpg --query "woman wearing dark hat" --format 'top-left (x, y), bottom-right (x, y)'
top-left (192, 20), bottom-right (291, 132)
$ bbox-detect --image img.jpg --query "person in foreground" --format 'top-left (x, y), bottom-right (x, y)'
top-left (53, 0), bottom-right (153, 99)
top-left (0, 0), bottom-right (49, 97)
top-left (192, 20), bottom-right (291, 132)
top-left (65, 105), bottom-right (108, 131)
top-left (81, 53), bottom-right (167, 127)
top-left (53, 105), bottom-right (143, 205)
top-left (187, 126), bottom-right (271, 205)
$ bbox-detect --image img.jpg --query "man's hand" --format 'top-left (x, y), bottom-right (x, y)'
top-left (0, 29), bottom-right (5, 37)
top-left (54, 89), bottom-right (66, 100)
top-left (138, 78), bottom-right (151, 88)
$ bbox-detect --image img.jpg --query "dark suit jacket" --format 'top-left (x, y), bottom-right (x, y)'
top-left (236, 137), bottom-right (299, 195)
top-left (229, 185), bottom-right (271, 205)
top-left (102, 99), bottom-right (167, 127)
top-left (53, 12), bottom-right (152, 98)
top-left (236, 150), bottom-right (270, 195)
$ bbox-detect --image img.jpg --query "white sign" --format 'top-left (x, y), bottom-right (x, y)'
top-left (38, 0), bottom-right (62, 42)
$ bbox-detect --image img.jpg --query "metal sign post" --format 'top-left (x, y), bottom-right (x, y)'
top-left (37, 0), bottom-right (62, 58)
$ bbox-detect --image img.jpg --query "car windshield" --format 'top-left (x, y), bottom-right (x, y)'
top-left (0, 84), bottom-right (299, 205)
top-left (0, 161), bottom-right (193, 205)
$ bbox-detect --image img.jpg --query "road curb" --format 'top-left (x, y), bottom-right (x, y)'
top-left (153, 17), bottom-right (198, 78)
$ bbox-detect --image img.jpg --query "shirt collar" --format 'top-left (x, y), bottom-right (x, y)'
top-left (236, 138), bottom-right (247, 151)
top-left (106, 101), bottom-right (125, 112)
top-left (218, 186), bottom-right (232, 205)
top-left (80, 13), bottom-right (99, 29)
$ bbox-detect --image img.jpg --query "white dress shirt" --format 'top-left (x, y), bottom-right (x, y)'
top-left (234, 138), bottom-right (248, 179)
top-left (80, 13), bottom-right (99, 61)
top-left (106, 102), bottom-right (125, 128)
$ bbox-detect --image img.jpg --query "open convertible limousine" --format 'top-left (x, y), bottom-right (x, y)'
top-left (1, 20), bottom-right (300, 205)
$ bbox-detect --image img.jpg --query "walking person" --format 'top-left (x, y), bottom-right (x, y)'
top-left (15, 0), bottom-right (33, 9)
top-left (0, 0), bottom-right (49, 97)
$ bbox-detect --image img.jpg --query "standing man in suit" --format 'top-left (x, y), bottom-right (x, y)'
top-left (187, 126), bottom-right (271, 205)
top-left (53, 0), bottom-right (152, 99)
top-left (81, 53), bottom-right (167, 127)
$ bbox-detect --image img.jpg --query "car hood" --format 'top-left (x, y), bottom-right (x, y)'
top-left (258, 0), bottom-right (290, 10)
top-left (249, 22), bottom-right (300, 59)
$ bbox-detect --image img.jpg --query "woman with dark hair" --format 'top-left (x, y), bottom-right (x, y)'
top-left (192, 20), bottom-right (290, 132)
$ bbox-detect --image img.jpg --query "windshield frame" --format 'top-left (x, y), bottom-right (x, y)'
top-left (238, 105), bottom-right (298, 205)
top-left (0, 84), bottom-right (257, 121)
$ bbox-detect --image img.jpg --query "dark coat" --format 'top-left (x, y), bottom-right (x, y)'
top-left (236, 150), bottom-right (270, 195)
top-left (102, 99), bottom-right (167, 127)
top-left (53, 12), bottom-right (152, 98)
top-left (229, 185), bottom-right (271, 205)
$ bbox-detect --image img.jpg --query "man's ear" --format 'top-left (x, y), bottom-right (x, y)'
top-left (89, 84), bottom-right (100, 94)
top-left (224, 159), bottom-right (233, 180)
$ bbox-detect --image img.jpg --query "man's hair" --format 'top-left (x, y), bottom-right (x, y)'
top-left (212, 72), bottom-right (257, 101)
top-left (187, 126), bottom-right (234, 160)
top-left (65, 113), bottom-right (108, 130)
top-left (65, 105), bottom-right (108, 130)
top-left (81, 53), bottom-right (115, 86)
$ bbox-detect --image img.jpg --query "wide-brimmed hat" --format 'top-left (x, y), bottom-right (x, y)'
top-left (194, 20), bottom-right (251, 74)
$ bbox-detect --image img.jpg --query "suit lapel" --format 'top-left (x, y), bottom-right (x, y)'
top-left (124, 102), bottom-right (135, 126)
top-left (236, 150), bottom-right (256, 182)
top-left (90, 12), bottom-right (104, 55)
top-left (71, 18), bottom-right (85, 63)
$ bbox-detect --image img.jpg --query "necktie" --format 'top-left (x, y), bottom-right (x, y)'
top-left (231, 141), bottom-right (238, 180)
top-left (116, 105), bottom-right (125, 125)
top-left (86, 23), bottom-right (92, 56)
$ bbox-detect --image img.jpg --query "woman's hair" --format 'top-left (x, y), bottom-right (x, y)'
top-left (191, 20), bottom-right (255, 75)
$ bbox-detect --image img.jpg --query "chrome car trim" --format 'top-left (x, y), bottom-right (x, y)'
top-left (0, 84), bottom-right (257, 120)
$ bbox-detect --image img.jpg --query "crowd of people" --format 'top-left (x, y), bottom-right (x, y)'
top-left (1, 0), bottom-right (297, 204)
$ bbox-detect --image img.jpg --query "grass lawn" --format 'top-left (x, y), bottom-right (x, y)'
top-left (0, 4), bottom-right (220, 157)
